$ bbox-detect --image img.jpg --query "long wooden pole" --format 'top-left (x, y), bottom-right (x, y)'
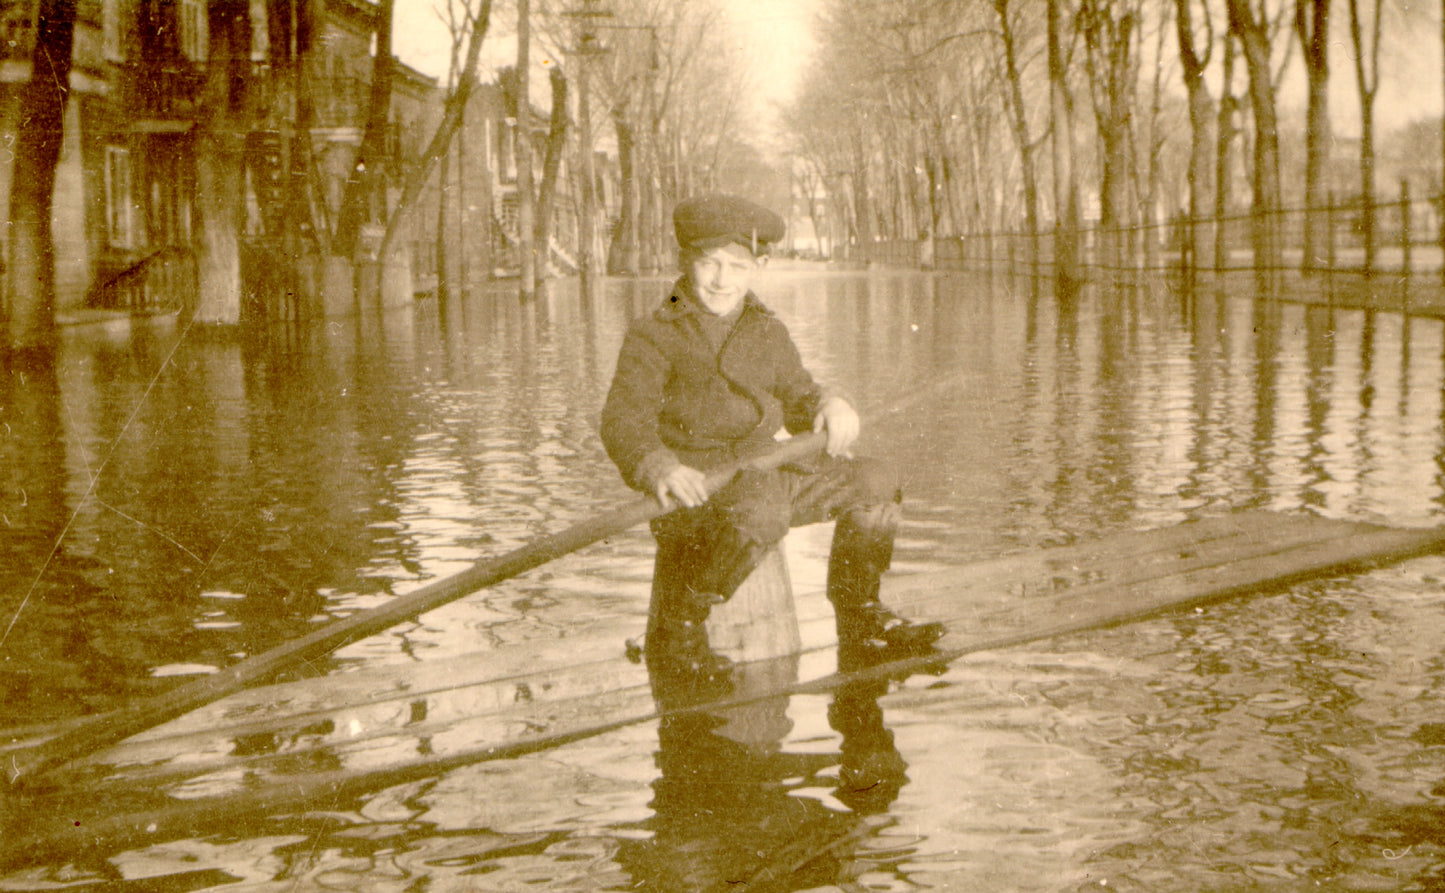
top-left (5, 433), bottom-right (827, 788)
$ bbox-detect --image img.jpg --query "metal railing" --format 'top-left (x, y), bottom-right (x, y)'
top-left (858, 184), bottom-right (1445, 281)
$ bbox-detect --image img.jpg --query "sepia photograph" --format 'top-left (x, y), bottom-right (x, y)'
top-left (4, 0), bottom-right (1445, 889)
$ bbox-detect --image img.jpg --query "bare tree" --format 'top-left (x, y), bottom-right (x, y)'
top-left (378, 1), bottom-right (495, 264)
top-left (1296, 0), bottom-right (1330, 272)
top-left (1049, 0), bottom-right (1083, 290)
top-left (516, 0), bottom-right (538, 299)
top-left (431, 0), bottom-right (476, 303)
top-left (1213, 32), bottom-right (1239, 269)
top-left (6, 0), bottom-right (76, 355)
top-left (992, 0), bottom-right (1045, 254)
top-left (1226, 0), bottom-right (1284, 274)
top-left (1140, 3), bottom-right (1173, 269)
top-left (535, 66), bottom-right (570, 279)
top-left (1348, 0), bottom-right (1382, 272)
top-left (1175, 0), bottom-right (1216, 272)
top-left (1079, 0), bottom-right (1140, 269)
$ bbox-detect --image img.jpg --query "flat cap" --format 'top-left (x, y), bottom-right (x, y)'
top-left (673, 193), bottom-right (786, 253)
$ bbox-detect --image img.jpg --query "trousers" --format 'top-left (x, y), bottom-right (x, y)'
top-left (649, 454), bottom-right (900, 616)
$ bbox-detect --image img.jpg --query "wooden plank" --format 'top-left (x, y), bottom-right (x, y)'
top-left (887, 510), bottom-right (1353, 606)
top-left (6, 512), bottom-right (1445, 870)
top-left (890, 519), bottom-right (1445, 666)
top-left (5, 513), bottom-right (1398, 779)
top-left (23, 513), bottom-right (1411, 791)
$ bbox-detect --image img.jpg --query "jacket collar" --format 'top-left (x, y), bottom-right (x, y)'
top-left (656, 277), bottom-right (774, 322)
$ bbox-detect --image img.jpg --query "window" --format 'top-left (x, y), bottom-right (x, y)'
top-left (249, 0), bottom-right (267, 62)
top-left (0, 1), bottom-right (35, 61)
top-left (180, 0), bottom-right (207, 62)
top-left (105, 146), bottom-right (134, 249)
top-left (500, 120), bottom-right (516, 184)
top-left (102, 0), bottom-right (124, 61)
top-left (484, 119), bottom-right (496, 176)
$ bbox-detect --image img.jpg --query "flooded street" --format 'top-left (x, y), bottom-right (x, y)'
top-left (7, 266), bottom-right (1445, 890)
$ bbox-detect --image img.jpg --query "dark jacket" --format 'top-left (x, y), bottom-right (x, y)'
top-left (601, 281), bottom-right (826, 491)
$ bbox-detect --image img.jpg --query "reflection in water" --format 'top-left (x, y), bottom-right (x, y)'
top-left (6, 270), bottom-right (1445, 888)
top-left (619, 656), bottom-right (909, 892)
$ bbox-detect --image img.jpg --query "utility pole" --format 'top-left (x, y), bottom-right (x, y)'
top-left (517, 0), bottom-right (536, 301)
top-left (567, 0), bottom-right (609, 303)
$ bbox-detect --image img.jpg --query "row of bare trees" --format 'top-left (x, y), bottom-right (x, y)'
top-left (531, 0), bottom-right (779, 280)
top-left (785, 0), bottom-right (1423, 288)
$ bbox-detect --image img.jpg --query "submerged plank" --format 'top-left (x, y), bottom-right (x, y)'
top-left (896, 516), bottom-right (1445, 654)
top-left (5, 511), bottom-right (1445, 868)
top-left (887, 510), bottom-right (1359, 608)
top-left (35, 512), bottom-right (1434, 791)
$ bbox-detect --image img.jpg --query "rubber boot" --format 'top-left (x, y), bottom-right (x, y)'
top-left (827, 504), bottom-right (944, 671)
top-left (645, 532), bottom-right (742, 699)
top-left (686, 524), bottom-right (772, 607)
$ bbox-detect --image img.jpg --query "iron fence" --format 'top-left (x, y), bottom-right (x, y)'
top-left (858, 185), bottom-right (1445, 281)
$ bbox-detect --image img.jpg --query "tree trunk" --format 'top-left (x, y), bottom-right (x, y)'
top-left (1048, 0), bottom-right (1082, 291)
top-left (1175, 0), bottom-right (1215, 274)
top-left (576, 42), bottom-right (600, 301)
top-left (436, 139), bottom-right (450, 302)
top-left (194, 0), bottom-right (251, 325)
top-left (535, 67), bottom-right (569, 279)
top-left (6, 0), bottom-right (76, 356)
top-left (1297, 0), bottom-right (1330, 273)
top-left (849, 130), bottom-right (873, 247)
top-left (334, 0), bottom-right (395, 260)
top-left (1228, 0), bottom-right (1282, 274)
top-left (1349, 0), bottom-right (1381, 274)
top-left (1143, 5), bottom-right (1169, 271)
top-left (377, 0), bottom-right (493, 264)
top-left (516, 0), bottom-right (536, 300)
top-left (608, 106), bottom-right (639, 275)
top-left (994, 0), bottom-right (1040, 255)
top-left (1214, 36), bottom-right (1238, 270)
top-left (1079, 0), bottom-right (1137, 271)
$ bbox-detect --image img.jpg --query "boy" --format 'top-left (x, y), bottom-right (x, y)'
top-left (600, 194), bottom-right (943, 683)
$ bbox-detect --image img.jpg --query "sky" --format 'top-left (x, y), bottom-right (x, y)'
top-left (717, 0), bottom-right (819, 134)
top-left (393, 0), bottom-right (820, 135)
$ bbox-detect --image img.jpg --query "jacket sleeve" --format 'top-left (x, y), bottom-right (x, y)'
top-left (600, 325), bottom-right (680, 492)
top-left (770, 321), bottom-right (828, 435)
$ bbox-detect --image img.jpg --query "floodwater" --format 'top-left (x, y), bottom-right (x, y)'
top-left (5, 267), bottom-right (1445, 891)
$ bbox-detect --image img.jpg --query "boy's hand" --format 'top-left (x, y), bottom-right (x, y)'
top-left (655, 464), bottom-right (709, 508)
top-left (813, 396), bottom-right (859, 457)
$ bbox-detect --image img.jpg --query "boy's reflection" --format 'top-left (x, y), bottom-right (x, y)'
top-left (618, 655), bottom-right (912, 891)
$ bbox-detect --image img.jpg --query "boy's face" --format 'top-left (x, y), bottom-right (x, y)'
top-left (685, 242), bottom-right (757, 316)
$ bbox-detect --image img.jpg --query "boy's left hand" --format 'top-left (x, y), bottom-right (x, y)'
top-left (813, 396), bottom-right (859, 457)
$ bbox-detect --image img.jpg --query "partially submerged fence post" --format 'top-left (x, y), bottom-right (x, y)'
top-left (1327, 192), bottom-right (1337, 309)
top-left (1401, 179), bottom-right (1412, 314)
top-left (1439, 186), bottom-right (1445, 285)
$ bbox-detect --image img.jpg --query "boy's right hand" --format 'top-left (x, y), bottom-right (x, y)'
top-left (655, 464), bottom-right (709, 509)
